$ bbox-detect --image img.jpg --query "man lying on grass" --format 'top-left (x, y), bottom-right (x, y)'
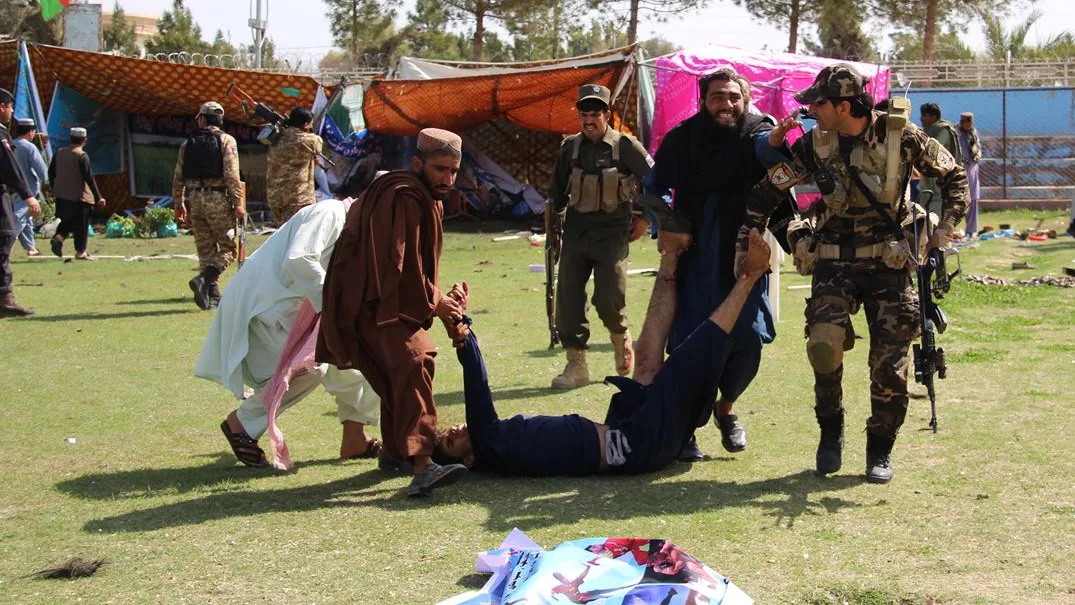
top-left (434, 229), bottom-right (772, 475)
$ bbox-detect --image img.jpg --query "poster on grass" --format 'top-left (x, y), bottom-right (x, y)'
top-left (439, 531), bottom-right (752, 605)
top-left (46, 83), bottom-right (125, 174)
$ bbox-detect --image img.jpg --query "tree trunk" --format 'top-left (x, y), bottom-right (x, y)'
top-left (473, 3), bottom-right (485, 61)
top-left (787, 0), bottom-right (800, 53)
top-left (627, 0), bottom-right (639, 45)
top-left (349, 0), bottom-right (359, 61)
top-left (923, 0), bottom-right (938, 63)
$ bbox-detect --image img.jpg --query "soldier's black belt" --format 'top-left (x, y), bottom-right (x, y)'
top-left (189, 186), bottom-right (227, 192)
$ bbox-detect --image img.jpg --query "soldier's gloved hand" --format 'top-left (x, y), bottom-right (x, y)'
top-left (926, 223), bottom-right (953, 251)
top-left (792, 238), bottom-right (817, 276)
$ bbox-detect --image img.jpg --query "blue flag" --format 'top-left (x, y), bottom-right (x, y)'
top-left (13, 42), bottom-right (51, 163)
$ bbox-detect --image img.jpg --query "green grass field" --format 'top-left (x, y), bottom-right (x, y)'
top-left (1, 210), bottom-right (1072, 604)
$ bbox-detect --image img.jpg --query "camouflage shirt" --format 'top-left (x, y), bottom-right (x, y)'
top-left (742, 110), bottom-right (968, 247)
top-left (266, 128), bottom-right (323, 211)
top-left (171, 126), bottom-right (242, 208)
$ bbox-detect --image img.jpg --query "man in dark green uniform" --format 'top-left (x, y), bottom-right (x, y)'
top-left (0, 87), bottom-right (41, 318)
top-left (548, 84), bottom-right (653, 389)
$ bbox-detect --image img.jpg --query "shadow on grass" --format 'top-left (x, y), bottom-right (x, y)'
top-left (26, 309), bottom-right (195, 322)
top-left (116, 297), bottom-right (189, 305)
top-left (66, 463), bottom-right (861, 534)
top-left (525, 343), bottom-right (614, 359)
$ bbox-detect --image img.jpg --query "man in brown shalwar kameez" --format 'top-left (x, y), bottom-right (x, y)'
top-left (317, 128), bottom-right (468, 497)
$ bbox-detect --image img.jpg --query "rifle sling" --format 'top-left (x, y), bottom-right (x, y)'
top-left (838, 138), bottom-right (906, 240)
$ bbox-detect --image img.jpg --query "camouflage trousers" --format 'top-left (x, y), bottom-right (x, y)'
top-left (188, 189), bottom-right (236, 273)
top-left (805, 259), bottom-right (921, 438)
top-left (269, 200), bottom-right (312, 226)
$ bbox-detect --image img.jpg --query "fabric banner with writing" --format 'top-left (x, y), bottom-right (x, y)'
top-left (46, 83), bottom-right (125, 174)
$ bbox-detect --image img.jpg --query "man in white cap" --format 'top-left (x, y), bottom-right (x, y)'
top-left (0, 87), bottom-right (41, 317)
top-left (48, 126), bottom-right (105, 260)
top-left (318, 127), bottom-right (469, 497)
top-left (172, 101), bottom-right (243, 310)
top-left (10, 118), bottom-right (47, 257)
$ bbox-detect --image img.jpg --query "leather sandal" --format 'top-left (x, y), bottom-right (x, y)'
top-left (219, 420), bottom-right (268, 467)
top-left (342, 438), bottom-right (383, 460)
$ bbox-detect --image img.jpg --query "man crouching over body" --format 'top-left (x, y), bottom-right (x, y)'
top-left (431, 230), bottom-right (773, 477)
top-left (317, 128), bottom-right (469, 497)
top-left (196, 198), bottom-right (381, 469)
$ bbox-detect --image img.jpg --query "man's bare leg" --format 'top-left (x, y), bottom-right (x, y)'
top-left (633, 234), bottom-right (690, 385)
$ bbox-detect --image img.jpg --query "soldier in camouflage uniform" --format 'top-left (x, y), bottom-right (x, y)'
top-left (172, 101), bottom-right (244, 310)
top-left (735, 64), bottom-right (968, 483)
top-left (266, 107), bottom-right (324, 225)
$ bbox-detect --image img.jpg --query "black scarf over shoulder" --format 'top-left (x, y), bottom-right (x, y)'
top-left (652, 111), bottom-right (774, 238)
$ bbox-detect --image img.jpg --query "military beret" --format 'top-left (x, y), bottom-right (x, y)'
top-left (417, 128), bottom-right (462, 155)
top-left (16, 118), bottom-right (36, 128)
top-left (70, 127), bottom-right (88, 137)
top-left (795, 63), bottom-right (867, 104)
top-left (0, 88), bottom-right (14, 104)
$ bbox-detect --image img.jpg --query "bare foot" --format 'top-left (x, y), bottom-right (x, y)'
top-left (339, 420), bottom-right (379, 459)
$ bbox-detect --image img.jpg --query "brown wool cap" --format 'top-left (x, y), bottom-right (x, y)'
top-left (417, 127), bottom-right (462, 154)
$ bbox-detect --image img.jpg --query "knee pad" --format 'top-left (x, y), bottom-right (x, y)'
top-left (807, 323), bottom-right (846, 374)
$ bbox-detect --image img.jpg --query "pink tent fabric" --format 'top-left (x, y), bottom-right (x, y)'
top-left (650, 45), bottom-right (891, 155)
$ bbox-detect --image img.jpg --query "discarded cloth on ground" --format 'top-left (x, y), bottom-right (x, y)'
top-left (437, 529), bottom-right (752, 605)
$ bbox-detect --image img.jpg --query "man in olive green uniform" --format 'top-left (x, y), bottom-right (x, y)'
top-left (548, 84), bottom-right (653, 389)
top-left (266, 107), bottom-right (324, 225)
top-left (918, 102), bottom-right (962, 219)
top-left (172, 101), bottom-right (244, 310)
top-left (735, 64), bottom-right (968, 483)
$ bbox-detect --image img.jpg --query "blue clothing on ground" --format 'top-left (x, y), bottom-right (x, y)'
top-left (457, 319), bottom-right (732, 476)
top-left (458, 330), bottom-right (602, 476)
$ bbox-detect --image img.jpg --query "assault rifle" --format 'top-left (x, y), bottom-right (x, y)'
top-left (235, 218), bottom-right (247, 269)
top-left (544, 200), bottom-right (562, 349)
top-left (225, 83), bottom-right (334, 166)
top-left (913, 238), bottom-right (960, 433)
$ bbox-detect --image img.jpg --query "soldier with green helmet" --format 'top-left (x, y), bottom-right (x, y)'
top-left (735, 63), bottom-right (968, 483)
top-left (548, 84), bottom-right (653, 389)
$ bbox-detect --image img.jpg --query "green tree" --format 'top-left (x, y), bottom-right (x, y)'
top-left (209, 29), bottom-right (237, 57)
top-left (399, 0), bottom-right (465, 60)
top-left (802, 0), bottom-right (875, 61)
top-left (640, 36), bottom-right (678, 58)
top-left (980, 10), bottom-right (1075, 60)
top-left (439, 0), bottom-right (557, 61)
top-left (145, 0), bottom-right (211, 56)
top-left (733, 0), bottom-right (818, 53)
top-left (324, 0), bottom-right (399, 62)
top-left (103, 1), bottom-right (138, 55)
top-left (587, 0), bottom-right (709, 46)
top-left (888, 28), bottom-right (974, 62)
top-left (875, 0), bottom-right (1029, 64)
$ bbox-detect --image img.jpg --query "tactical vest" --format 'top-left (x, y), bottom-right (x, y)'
top-left (566, 130), bottom-right (638, 213)
top-left (182, 129), bottom-right (225, 179)
top-left (809, 99), bottom-right (910, 218)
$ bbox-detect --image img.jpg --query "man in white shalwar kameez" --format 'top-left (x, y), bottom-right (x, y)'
top-left (195, 199), bottom-right (380, 467)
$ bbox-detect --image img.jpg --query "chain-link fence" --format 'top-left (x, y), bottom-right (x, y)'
top-left (905, 86), bottom-right (1075, 207)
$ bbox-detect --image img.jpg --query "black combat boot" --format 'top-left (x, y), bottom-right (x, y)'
top-left (865, 432), bottom-right (895, 484)
top-left (188, 272), bottom-right (209, 310)
top-left (815, 411), bottom-right (844, 475)
top-left (206, 281), bottom-right (222, 310)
